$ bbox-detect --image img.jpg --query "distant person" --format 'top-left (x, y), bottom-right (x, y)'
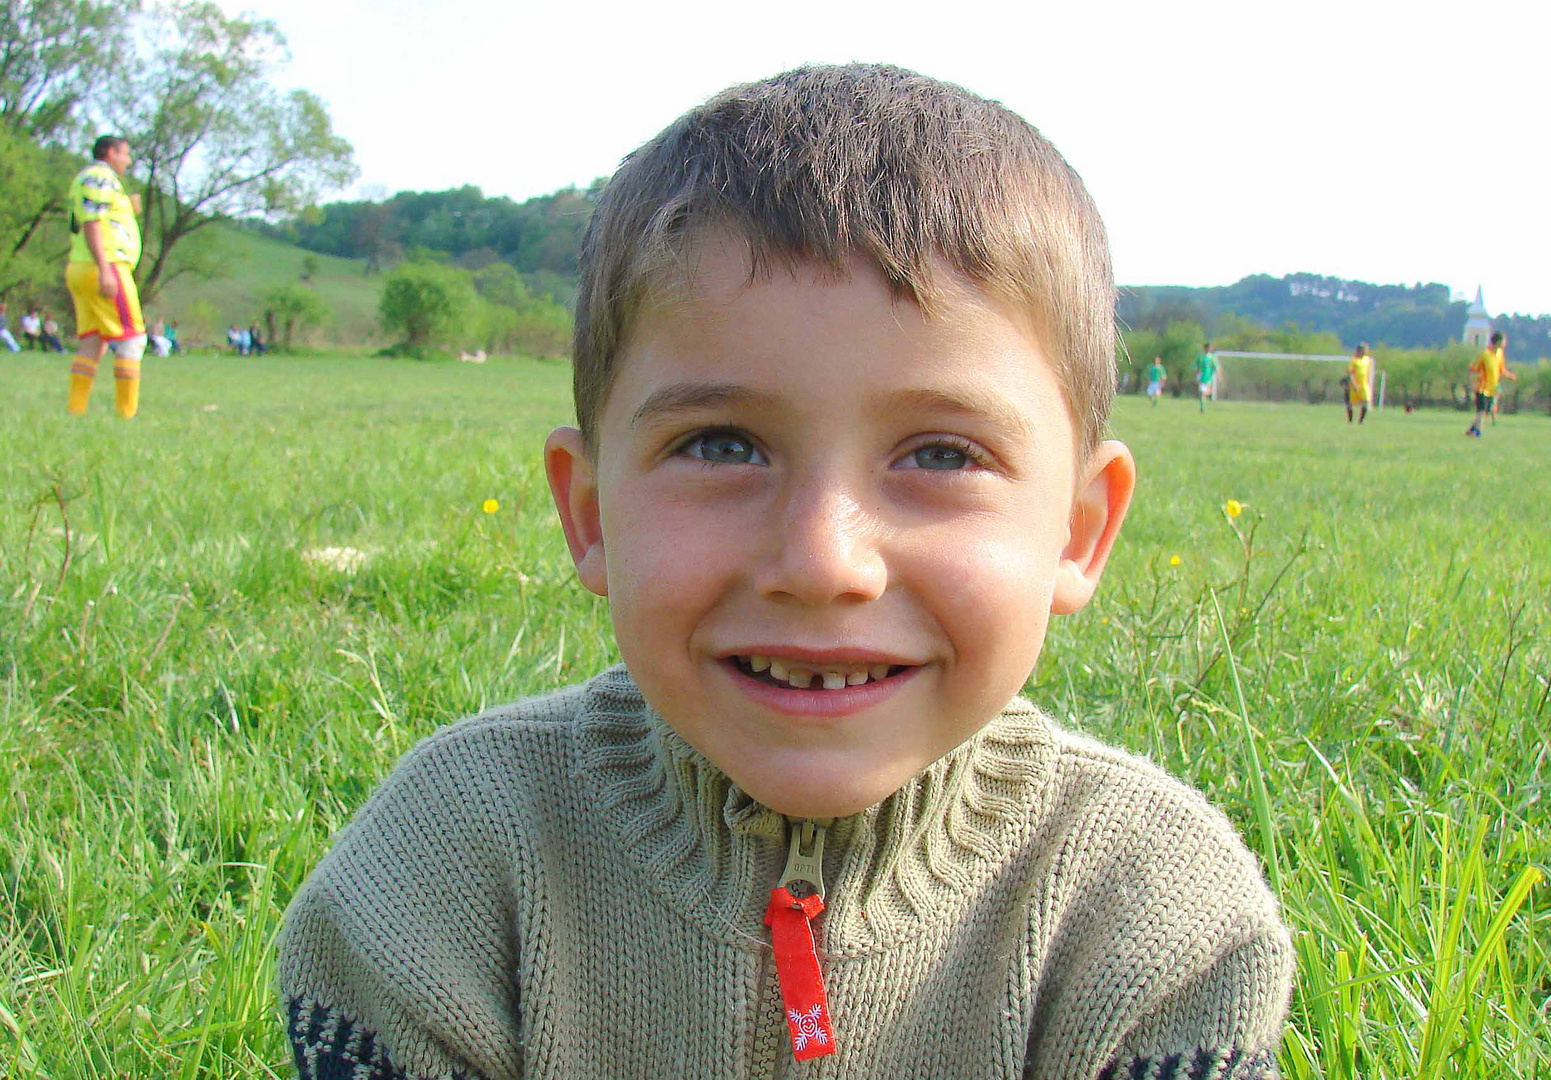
top-left (20, 309), bottom-right (43, 349)
top-left (64, 135), bottom-right (146, 418)
top-left (249, 322), bottom-right (266, 355)
top-left (0, 302), bottom-right (19, 352)
top-left (148, 315), bottom-right (172, 357)
top-left (40, 312), bottom-right (66, 353)
top-left (227, 325), bottom-right (242, 353)
top-left (240, 326), bottom-right (252, 355)
top-left (1346, 342), bottom-right (1372, 424)
top-left (1143, 354), bottom-right (1166, 406)
top-left (1465, 331), bottom-right (1514, 438)
top-left (1194, 342), bottom-right (1218, 412)
top-left (165, 319), bottom-right (182, 354)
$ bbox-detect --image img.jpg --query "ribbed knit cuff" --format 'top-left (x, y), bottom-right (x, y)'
top-left (287, 997), bottom-right (491, 1080)
top-left (1097, 1046), bottom-right (1279, 1080)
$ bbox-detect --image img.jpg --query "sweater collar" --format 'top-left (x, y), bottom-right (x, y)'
top-left (574, 665), bottom-right (1058, 956)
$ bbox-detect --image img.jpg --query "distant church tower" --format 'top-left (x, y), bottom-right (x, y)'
top-left (1463, 286), bottom-right (1492, 346)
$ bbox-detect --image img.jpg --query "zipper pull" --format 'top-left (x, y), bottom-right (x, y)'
top-left (765, 819), bottom-right (837, 1061)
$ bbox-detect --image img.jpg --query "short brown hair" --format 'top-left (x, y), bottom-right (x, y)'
top-left (572, 64), bottom-right (1116, 455)
top-left (92, 135), bottom-right (127, 161)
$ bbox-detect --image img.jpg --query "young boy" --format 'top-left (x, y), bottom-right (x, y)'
top-left (1465, 332), bottom-right (1513, 437)
top-left (1144, 355), bottom-right (1167, 405)
top-left (279, 65), bottom-right (1291, 1080)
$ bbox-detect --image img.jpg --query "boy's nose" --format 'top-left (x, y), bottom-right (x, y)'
top-left (754, 478), bottom-right (887, 606)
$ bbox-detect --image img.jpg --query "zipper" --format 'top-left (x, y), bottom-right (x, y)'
top-left (778, 816), bottom-right (831, 899)
top-left (764, 817), bottom-right (838, 1063)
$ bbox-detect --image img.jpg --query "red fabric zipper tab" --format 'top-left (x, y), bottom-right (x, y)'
top-left (765, 885), bottom-right (837, 1060)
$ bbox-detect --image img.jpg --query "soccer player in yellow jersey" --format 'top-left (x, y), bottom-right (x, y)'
top-left (65, 135), bottom-right (146, 418)
top-left (1465, 331), bottom-right (1514, 438)
top-left (1346, 342), bottom-right (1372, 424)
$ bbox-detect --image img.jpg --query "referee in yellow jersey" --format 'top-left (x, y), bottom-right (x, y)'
top-left (65, 136), bottom-right (147, 418)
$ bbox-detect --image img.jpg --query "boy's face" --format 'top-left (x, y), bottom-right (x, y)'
top-left (548, 235), bottom-right (1133, 819)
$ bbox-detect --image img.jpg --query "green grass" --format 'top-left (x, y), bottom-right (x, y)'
top-left (2, 359), bottom-right (1546, 1078)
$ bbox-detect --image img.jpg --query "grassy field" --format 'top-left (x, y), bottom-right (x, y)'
top-left (2, 354), bottom-right (1546, 1078)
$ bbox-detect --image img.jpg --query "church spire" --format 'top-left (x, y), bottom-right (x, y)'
top-left (1463, 285), bottom-right (1492, 345)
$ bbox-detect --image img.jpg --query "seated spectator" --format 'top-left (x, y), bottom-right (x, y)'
top-left (20, 309), bottom-right (43, 349)
top-left (0, 302), bottom-right (19, 352)
top-left (249, 322), bottom-right (266, 355)
top-left (148, 316), bottom-right (171, 357)
top-left (166, 319), bottom-right (182, 354)
top-left (40, 312), bottom-right (66, 353)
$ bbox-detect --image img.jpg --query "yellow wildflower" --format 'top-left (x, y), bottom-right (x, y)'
top-left (482, 498), bottom-right (499, 515)
top-left (1169, 554), bottom-right (1182, 566)
top-left (1224, 498), bottom-right (1243, 519)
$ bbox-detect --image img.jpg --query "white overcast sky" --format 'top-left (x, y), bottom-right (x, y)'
top-left (227, 0), bottom-right (1548, 317)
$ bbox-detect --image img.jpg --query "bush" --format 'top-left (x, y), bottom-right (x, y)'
top-left (263, 283), bottom-right (331, 351)
top-left (378, 259), bottom-right (475, 349)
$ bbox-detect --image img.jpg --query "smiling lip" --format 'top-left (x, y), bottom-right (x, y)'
top-left (718, 654), bottom-right (921, 718)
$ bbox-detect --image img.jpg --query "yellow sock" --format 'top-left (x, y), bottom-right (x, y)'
top-left (114, 358), bottom-right (142, 419)
top-left (68, 356), bottom-right (99, 416)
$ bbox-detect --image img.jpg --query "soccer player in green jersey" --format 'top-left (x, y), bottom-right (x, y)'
top-left (1194, 343), bottom-right (1218, 412)
top-left (1143, 356), bottom-right (1166, 406)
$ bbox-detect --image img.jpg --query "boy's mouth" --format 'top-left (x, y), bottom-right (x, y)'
top-left (731, 654), bottom-right (907, 690)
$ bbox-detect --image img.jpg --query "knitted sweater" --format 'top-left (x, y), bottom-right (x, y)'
top-left (279, 666), bottom-right (1292, 1080)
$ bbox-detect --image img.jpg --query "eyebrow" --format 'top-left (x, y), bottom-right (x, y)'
top-left (630, 382), bottom-right (780, 428)
top-left (629, 380), bottom-right (1039, 442)
top-left (876, 386), bottom-right (1039, 443)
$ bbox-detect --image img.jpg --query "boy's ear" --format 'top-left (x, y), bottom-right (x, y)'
top-left (1051, 439), bottom-right (1136, 616)
top-left (544, 426), bottom-right (608, 597)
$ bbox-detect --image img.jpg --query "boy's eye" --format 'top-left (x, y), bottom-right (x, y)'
top-left (896, 440), bottom-right (982, 471)
top-left (907, 445), bottom-right (969, 470)
top-left (681, 430), bottom-right (766, 465)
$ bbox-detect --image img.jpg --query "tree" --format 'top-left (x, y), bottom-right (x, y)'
top-left (0, 126), bottom-right (61, 294)
top-left (1, 0), bottom-right (127, 140)
top-left (112, 1), bottom-right (356, 301)
top-left (378, 259), bottom-right (473, 350)
top-left (263, 282), bottom-right (329, 350)
top-left (0, 1), bottom-right (128, 291)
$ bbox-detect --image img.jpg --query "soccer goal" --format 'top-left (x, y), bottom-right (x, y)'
top-left (1213, 350), bottom-right (1386, 408)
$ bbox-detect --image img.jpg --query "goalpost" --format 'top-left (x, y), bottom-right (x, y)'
top-left (1213, 351), bottom-right (1385, 409)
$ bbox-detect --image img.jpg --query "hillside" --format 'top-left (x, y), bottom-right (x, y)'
top-left (1121, 273), bottom-right (1550, 359)
top-left (153, 226), bottom-right (383, 349)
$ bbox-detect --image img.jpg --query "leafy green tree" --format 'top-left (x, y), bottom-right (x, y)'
top-left (0, 127), bottom-right (62, 294)
top-left (0, 0), bottom-right (126, 139)
top-left (263, 282), bottom-right (330, 350)
top-left (378, 259), bottom-right (473, 350)
top-left (1160, 321), bottom-right (1205, 393)
top-left (0, 0), bottom-right (128, 292)
top-left (112, 1), bottom-right (357, 301)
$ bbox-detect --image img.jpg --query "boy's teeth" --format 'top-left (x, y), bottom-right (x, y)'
top-left (741, 655), bottom-right (897, 688)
